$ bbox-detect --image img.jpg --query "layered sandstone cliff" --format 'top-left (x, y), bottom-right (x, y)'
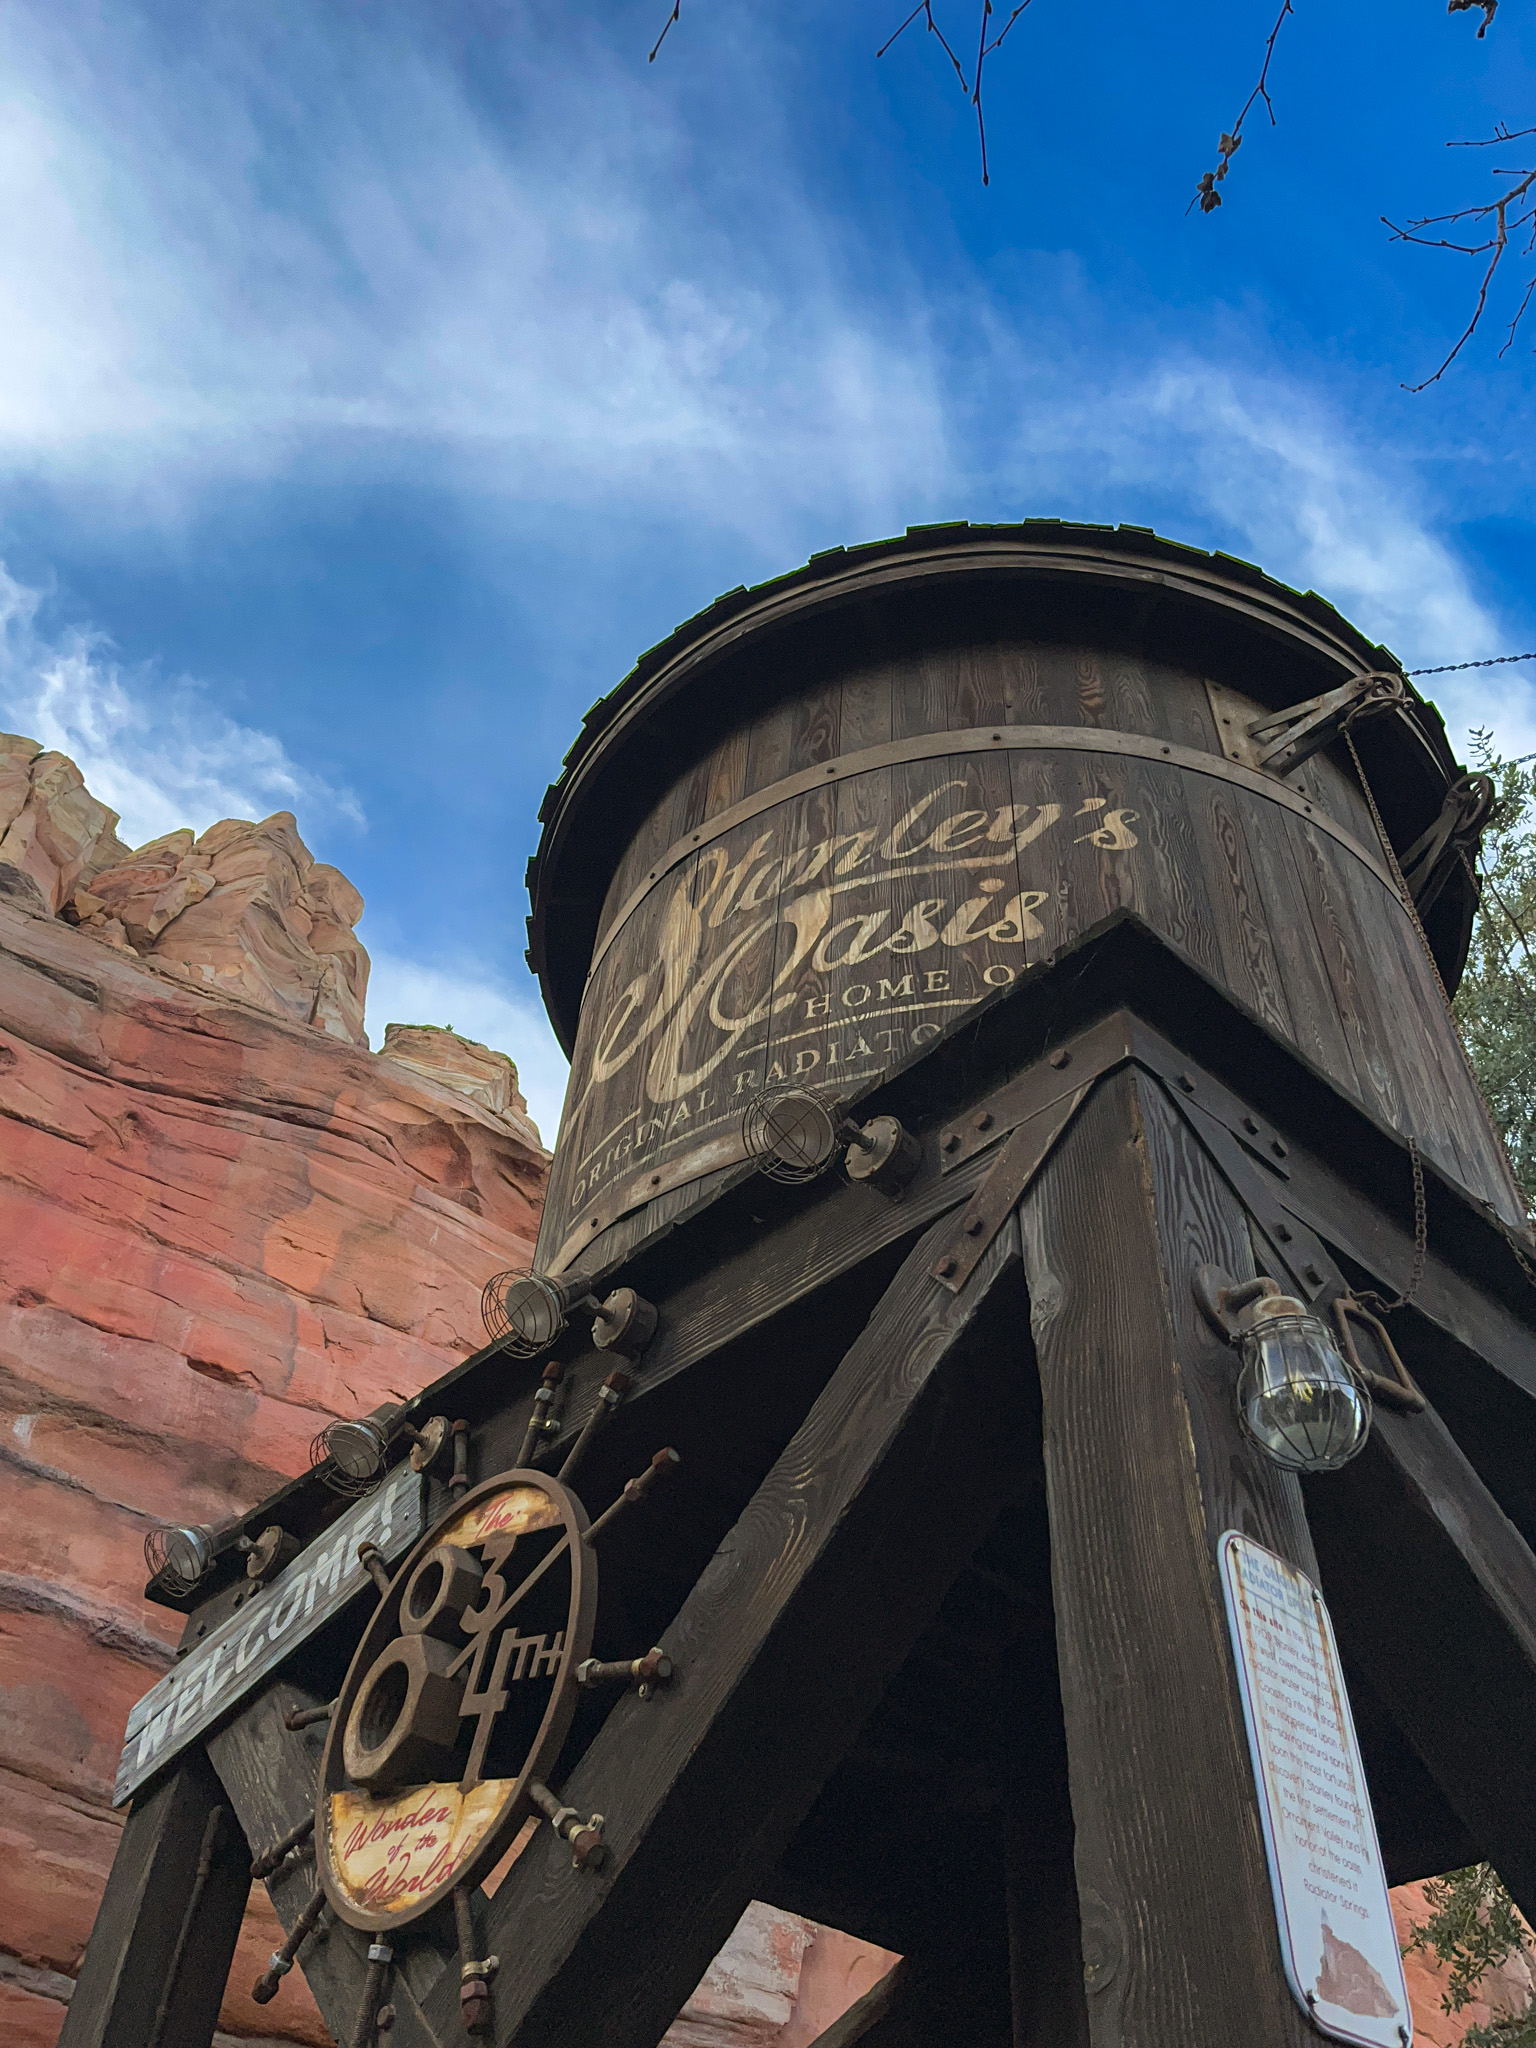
top-left (0, 737), bottom-right (547, 2045)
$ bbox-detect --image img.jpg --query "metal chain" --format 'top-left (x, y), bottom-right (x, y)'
top-left (1353, 1138), bottom-right (1428, 1317)
top-left (1406, 652), bottom-right (1536, 677)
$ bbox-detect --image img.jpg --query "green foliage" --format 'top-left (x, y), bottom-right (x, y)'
top-left (1463, 2014), bottom-right (1536, 2048)
top-left (1404, 1864), bottom-right (1531, 2020)
top-left (1453, 733), bottom-right (1536, 1206)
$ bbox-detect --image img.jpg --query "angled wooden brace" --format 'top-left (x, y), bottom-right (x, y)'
top-left (412, 1201), bottom-right (1033, 2048)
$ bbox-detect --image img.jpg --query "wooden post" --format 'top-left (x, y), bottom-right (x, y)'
top-left (417, 1209), bottom-right (1031, 2048)
top-left (1020, 1066), bottom-right (1318, 2048)
top-left (59, 1749), bottom-right (250, 2048)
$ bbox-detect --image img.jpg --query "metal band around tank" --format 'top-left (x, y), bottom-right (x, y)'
top-left (585, 723), bottom-right (1401, 985)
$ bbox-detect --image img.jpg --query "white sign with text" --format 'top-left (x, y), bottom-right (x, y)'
top-left (1220, 1532), bottom-right (1411, 2046)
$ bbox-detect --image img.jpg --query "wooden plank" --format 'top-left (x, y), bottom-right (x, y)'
top-left (59, 1748), bottom-right (251, 2048)
top-left (207, 1676), bottom-right (452, 2047)
top-left (1020, 1067), bottom-right (1317, 2048)
top-left (486, 1124), bottom-right (999, 1479)
top-left (1304, 1397), bottom-right (1536, 1926)
top-left (421, 1208), bottom-right (1032, 2048)
top-left (1233, 789), bottom-right (1362, 1099)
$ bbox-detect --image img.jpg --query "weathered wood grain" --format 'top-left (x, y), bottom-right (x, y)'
top-left (207, 1676), bottom-right (452, 2047)
top-left (1304, 1397), bottom-right (1536, 1925)
top-left (1020, 1067), bottom-right (1317, 2048)
top-left (58, 1749), bottom-right (251, 2048)
top-left (422, 1208), bottom-right (1031, 2048)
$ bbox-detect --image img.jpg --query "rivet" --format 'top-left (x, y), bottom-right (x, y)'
top-left (1304, 1263), bottom-right (1322, 1285)
top-left (965, 1216), bottom-right (986, 1237)
top-left (1177, 1074), bottom-right (1196, 1093)
top-left (1242, 1115), bottom-right (1259, 1135)
top-left (941, 1132), bottom-right (961, 1153)
top-left (1049, 1049), bottom-right (1071, 1069)
top-left (1271, 1138), bottom-right (1288, 1158)
top-left (933, 1255), bottom-right (957, 1279)
top-left (973, 1111), bottom-right (994, 1131)
top-left (1274, 1223), bottom-right (1292, 1242)
top-left (650, 1174), bottom-right (661, 1185)
top-left (1161, 745), bottom-right (1171, 755)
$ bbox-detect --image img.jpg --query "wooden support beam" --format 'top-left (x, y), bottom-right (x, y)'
top-left (419, 1207), bottom-right (1032, 2048)
top-left (206, 1676), bottom-right (455, 2047)
top-left (58, 1748), bottom-right (251, 2048)
top-left (1304, 1396), bottom-right (1536, 1926)
top-left (1020, 1066), bottom-right (1318, 2048)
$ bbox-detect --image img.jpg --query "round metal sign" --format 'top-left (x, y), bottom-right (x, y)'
top-left (317, 1468), bottom-right (597, 1929)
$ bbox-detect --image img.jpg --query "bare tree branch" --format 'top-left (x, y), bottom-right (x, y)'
top-left (648, 0), bottom-right (681, 65)
top-left (1189, 0), bottom-right (1294, 215)
top-left (876, 0), bottom-right (1037, 187)
top-left (1385, 121), bottom-right (1536, 390)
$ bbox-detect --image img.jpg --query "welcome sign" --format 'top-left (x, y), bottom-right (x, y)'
top-left (116, 1465), bottom-right (426, 1806)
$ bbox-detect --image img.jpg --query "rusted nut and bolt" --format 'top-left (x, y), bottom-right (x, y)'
top-left (1048, 1048), bottom-right (1071, 1069)
top-left (566, 1820), bottom-right (607, 1871)
top-left (964, 1216), bottom-right (986, 1238)
top-left (972, 1111), bottom-right (994, 1132)
top-left (941, 1131), bottom-right (961, 1153)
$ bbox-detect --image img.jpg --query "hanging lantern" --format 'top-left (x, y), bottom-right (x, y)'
top-left (1235, 1295), bottom-right (1371, 1474)
top-left (1195, 1268), bottom-right (1371, 1476)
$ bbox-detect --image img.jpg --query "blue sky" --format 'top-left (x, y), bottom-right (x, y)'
top-left (0, 0), bottom-right (1531, 1142)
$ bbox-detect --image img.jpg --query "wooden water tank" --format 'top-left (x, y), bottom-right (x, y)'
top-left (526, 523), bottom-right (1521, 1276)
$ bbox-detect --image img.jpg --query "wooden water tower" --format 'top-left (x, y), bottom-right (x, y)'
top-left (64, 524), bottom-right (1536, 2048)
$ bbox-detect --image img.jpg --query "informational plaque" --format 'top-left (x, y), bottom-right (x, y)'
top-left (116, 1464), bottom-right (426, 1806)
top-left (1220, 1532), bottom-right (1411, 2046)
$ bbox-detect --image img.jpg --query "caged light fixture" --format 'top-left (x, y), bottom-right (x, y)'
top-left (309, 1406), bottom-right (451, 1498)
top-left (480, 1270), bottom-right (658, 1363)
top-left (143, 1519), bottom-right (224, 1595)
top-left (1195, 1267), bottom-right (1372, 1476)
top-left (741, 1084), bottom-right (921, 1197)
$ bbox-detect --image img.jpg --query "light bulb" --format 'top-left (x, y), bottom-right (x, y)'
top-left (1237, 1302), bottom-right (1371, 1474)
top-left (322, 1415), bottom-right (393, 1483)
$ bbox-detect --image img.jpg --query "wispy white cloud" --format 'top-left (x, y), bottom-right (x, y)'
top-left (363, 949), bottom-right (567, 1147)
top-left (0, 563), bottom-right (363, 847)
top-left (1001, 350), bottom-right (1536, 751)
top-left (0, 4), bottom-right (952, 543)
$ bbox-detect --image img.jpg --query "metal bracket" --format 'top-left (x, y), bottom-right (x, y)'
top-left (1209, 671), bottom-right (1407, 782)
top-left (931, 1085), bottom-right (1091, 1293)
top-left (1399, 772), bottom-right (1496, 915)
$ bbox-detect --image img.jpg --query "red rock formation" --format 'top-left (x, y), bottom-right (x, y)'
top-left (0, 740), bottom-right (547, 2045)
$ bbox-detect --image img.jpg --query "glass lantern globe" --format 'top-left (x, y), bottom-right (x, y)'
top-left (1236, 1302), bottom-right (1371, 1474)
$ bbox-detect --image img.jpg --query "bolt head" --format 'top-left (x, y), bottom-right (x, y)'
top-left (1049, 1048), bottom-right (1071, 1069)
top-left (973, 1111), bottom-right (994, 1131)
top-left (933, 1255), bottom-right (957, 1279)
top-left (941, 1131), bottom-right (960, 1153)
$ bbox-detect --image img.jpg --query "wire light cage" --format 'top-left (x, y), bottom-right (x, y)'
top-left (144, 1522), bottom-right (216, 1596)
top-left (310, 1414), bottom-right (393, 1498)
top-left (741, 1084), bottom-right (845, 1186)
top-left (481, 1271), bottom-right (571, 1357)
